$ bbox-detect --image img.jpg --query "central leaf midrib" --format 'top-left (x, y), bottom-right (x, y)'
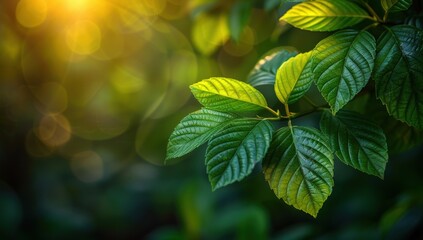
top-left (335, 114), bottom-right (381, 172)
top-left (215, 120), bottom-right (265, 185)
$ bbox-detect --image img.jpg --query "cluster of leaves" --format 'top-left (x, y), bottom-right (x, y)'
top-left (167, 0), bottom-right (423, 217)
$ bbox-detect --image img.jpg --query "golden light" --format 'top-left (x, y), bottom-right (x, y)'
top-left (63, 0), bottom-right (90, 12)
top-left (66, 20), bottom-right (102, 55)
top-left (16, 0), bottom-right (48, 28)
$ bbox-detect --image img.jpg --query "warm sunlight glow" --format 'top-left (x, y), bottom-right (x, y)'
top-left (16, 0), bottom-right (48, 28)
top-left (66, 20), bottom-right (102, 55)
top-left (64, 0), bottom-right (89, 11)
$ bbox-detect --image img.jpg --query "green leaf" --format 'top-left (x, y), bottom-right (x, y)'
top-left (405, 16), bottom-right (423, 30)
top-left (311, 29), bottom-right (376, 114)
top-left (229, 0), bottom-right (252, 42)
top-left (263, 126), bottom-right (334, 217)
top-left (166, 108), bottom-right (238, 160)
top-left (366, 96), bottom-right (423, 153)
top-left (381, 0), bottom-right (412, 14)
top-left (206, 119), bottom-right (273, 190)
top-left (248, 47), bottom-right (298, 87)
top-left (320, 110), bottom-right (388, 178)
top-left (280, 0), bottom-right (371, 31)
top-left (190, 77), bottom-right (268, 112)
top-left (192, 13), bottom-right (230, 56)
top-left (275, 52), bottom-right (313, 104)
top-left (373, 25), bottom-right (423, 129)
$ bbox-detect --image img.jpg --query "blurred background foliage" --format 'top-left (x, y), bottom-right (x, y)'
top-left (0, 0), bottom-right (423, 239)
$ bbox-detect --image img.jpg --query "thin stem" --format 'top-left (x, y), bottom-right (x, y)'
top-left (291, 106), bottom-right (328, 119)
top-left (266, 107), bottom-right (280, 118)
top-left (284, 104), bottom-right (291, 118)
top-left (363, 22), bottom-right (380, 31)
top-left (361, 1), bottom-right (383, 23)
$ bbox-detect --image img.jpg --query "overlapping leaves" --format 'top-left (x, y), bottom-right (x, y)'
top-left (166, 0), bottom-right (422, 219)
top-left (373, 25), bottom-right (423, 129)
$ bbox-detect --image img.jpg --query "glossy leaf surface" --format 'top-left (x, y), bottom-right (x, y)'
top-left (207, 119), bottom-right (273, 190)
top-left (263, 126), bottom-right (334, 217)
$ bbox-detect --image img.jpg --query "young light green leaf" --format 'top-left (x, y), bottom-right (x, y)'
top-left (280, 0), bottom-right (371, 31)
top-left (166, 108), bottom-right (238, 160)
top-left (192, 13), bottom-right (229, 56)
top-left (263, 126), bottom-right (334, 217)
top-left (190, 77), bottom-right (268, 112)
top-left (275, 52), bottom-right (312, 104)
top-left (320, 110), bottom-right (388, 178)
top-left (206, 119), bottom-right (273, 190)
top-left (311, 29), bottom-right (376, 114)
top-left (381, 0), bottom-right (412, 14)
top-left (373, 25), bottom-right (423, 129)
top-left (247, 47), bottom-right (298, 87)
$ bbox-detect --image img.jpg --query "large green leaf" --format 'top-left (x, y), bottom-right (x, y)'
top-left (206, 119), bottom-right (273, 190)
top-left (190, 77), bottom-right (268, 112)
top-left (247, 47), bottom-right (298, 87)
top-left (365, 95), bottom-right (423, 153)
top-left (320, 110), bottom-right (388, 178)
top-left (275, 52), bottom-right (312, 104)
top-left (263, 126), bottom-right (334, 217)
top-left (311, 29), bottom-right (376, 114)
top-left (166, 108), bottom-right (238, 160)
top-left (373, 25), bottom-right (423, 129)
top-left (381, 0), bottom-right (412, 14)
top-left (192, 13), bottom-right (230, 56)
top-left (280, 0), bottom-right (371, 31)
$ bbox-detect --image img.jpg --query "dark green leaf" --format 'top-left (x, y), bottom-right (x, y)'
top-left (366, 98), bottom-right (423, 153)
top-left (320, 110), bottom-right (388, 178)
top-left (247, 47), bottom-right (298, 87)
top-left (263, 126), bottom-right (334, 217)
top-left (190, 77), bottom-right (268, 112)
top-left (381, 0), bottom-right (412, 14)
top-left (206, 119), bottom-right (273, 190)
top-left (312, 29), bottom-right (376, 114)
top-left (373, 25), bottom-right (423, 129)
top-left (166, 109), bottom-right (238, 160)
top-left (280, 0), bottom-right (371, 31)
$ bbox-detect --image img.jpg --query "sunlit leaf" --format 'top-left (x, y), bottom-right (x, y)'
top-left (166, 108), bottom-right (239, 160)
top-left (381, 0), bottom-right (412, 14)
top-left (320, 110), bottom-right (388, 178)
top-left (192, 13), bottom-right (230, 55)
top-left (275, 52), bottom-right (312, 104)
top-left (373, 25), bottom-right (423, 129)
top-left (311, 29), bottom-right (376, 114)
top-left (263, 126), bottom-right (334, 217)
top-left (280, 0), bottom-right (371, 31)
top-left (190, 77), bottom-right (268, 112)
top-left (248, 47), bottom-right (298, 87)
top-left (206, 119), bottom-right (273, 190)
top-left (229, 0), bottom-right (252, 42)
